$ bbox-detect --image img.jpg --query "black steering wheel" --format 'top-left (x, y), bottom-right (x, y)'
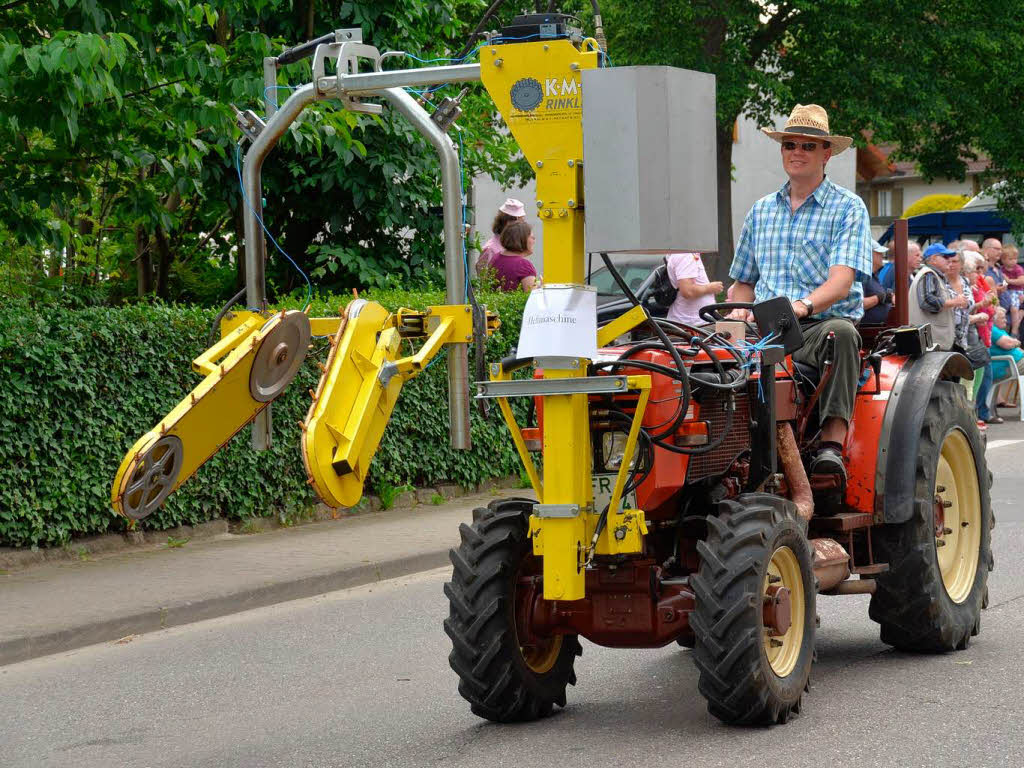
top-left (698, 302), bottom-right (755, 324)
top-left (697, 302), bottom-right (760, 342)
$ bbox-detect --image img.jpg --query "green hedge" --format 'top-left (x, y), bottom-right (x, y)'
top-left (0, 289), bottom-right (529, 547)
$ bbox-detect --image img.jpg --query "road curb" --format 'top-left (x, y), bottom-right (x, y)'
top-left (0, 548), bottom-right (452, 668)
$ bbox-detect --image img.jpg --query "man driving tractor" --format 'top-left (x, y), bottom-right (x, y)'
top-left (729, 104), bottom-right (872, 487)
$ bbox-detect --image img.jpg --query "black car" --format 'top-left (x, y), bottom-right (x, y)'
top-left (586, 253), bottom-right (676, 325)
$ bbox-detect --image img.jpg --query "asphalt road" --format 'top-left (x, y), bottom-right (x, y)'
top-left (3, 426), bottom-right (1024, 768)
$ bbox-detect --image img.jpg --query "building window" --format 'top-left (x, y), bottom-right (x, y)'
top-left (877, 188), bottom-right (892, 217)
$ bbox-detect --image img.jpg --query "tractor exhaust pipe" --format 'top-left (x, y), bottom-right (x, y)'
top-left (811, 537), bottom-right (851, 593)
top-left (777, 423), bottom-right (813, 521)
top-left (826, 578), bottom-right (877, 595)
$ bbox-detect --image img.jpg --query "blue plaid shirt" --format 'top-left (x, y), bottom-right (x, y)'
top-left (730, 177), bottom-right (873, 321)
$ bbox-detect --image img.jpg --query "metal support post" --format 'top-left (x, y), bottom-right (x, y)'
top-left (251, 55), bottom-right (281, 449)
top-left (381, 88), bottom-right (470, 449)
top-left (242, 84), bottom-right (317, 449)
top-left (263, 57), bottom-right (279, 118)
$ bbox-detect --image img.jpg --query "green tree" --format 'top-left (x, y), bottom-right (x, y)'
top-left (0, 0), bottom-right (524, 304)
top-left (605, 0), bottom-right (1024, 271)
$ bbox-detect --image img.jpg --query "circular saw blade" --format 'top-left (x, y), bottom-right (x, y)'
top-left (250, 310), bottom-right (311, 402)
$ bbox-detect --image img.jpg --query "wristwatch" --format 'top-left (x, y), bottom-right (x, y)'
top-left (797, 297), bottom-right (814, 316)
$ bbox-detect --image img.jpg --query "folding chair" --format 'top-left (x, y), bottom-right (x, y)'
top-left (989, 354), bottom-right (1024, 421)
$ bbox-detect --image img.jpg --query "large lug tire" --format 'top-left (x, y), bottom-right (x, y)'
top-left (690, 495), bottom-right (816, 726)
top-left (444, 498), bottom-right (582, 722)
top-left (870, 381), bottom-right (993, 651)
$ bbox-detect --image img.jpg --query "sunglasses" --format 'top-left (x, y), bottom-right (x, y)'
top-left (782, 140), bottom-right (830, 151)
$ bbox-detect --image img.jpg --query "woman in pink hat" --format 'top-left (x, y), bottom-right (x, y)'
top-left (478, 198), bottom-right (526, 271)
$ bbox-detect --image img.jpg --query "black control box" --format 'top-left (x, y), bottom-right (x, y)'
top-left (894, 324), bottom-right (934, 356)
top-left (498, 13), bottom-right (581, 43)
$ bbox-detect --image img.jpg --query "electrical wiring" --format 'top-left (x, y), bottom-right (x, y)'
top-left (457, 0), bottom-right (509, 59)
top-left (595, 253), bottom-right (770, 457)
top-left (263, 83), bottom-right (299, 109)
top-left (598, 252), bottom-right (693, 436)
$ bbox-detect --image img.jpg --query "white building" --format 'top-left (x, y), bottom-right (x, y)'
top-left (855, 144), bottom-right (990, 238)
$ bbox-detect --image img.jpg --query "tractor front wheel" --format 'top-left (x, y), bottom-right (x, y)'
top-left (444, 498), bottom-right (581, 722)
top-left (690, 495), bottom-right (816, 725)
top-left (869, 381), bottom-right (993, 651)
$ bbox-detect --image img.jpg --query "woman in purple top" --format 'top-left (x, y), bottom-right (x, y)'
top-left (477, 198), bottom-right (525, 272)
top-left (492, 219), bottom-right (539, 292)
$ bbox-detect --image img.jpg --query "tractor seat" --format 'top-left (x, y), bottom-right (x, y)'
top-left (791, 361), bottom-right (820, 392)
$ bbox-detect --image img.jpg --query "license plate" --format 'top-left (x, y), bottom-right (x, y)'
top-left (592, 474), bottom-right (638, 512)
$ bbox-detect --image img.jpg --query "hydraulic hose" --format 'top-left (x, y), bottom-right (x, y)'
top-left (206, 285), bottom-right (248, 348)
top-left (596, 252), bottom-right (740, 457)
top-left (457, 0), bottom-right (508, 60)
top-left (587, 405), bottom-right (652, 562)
top-left (599, 252), bottom-right (691, 437)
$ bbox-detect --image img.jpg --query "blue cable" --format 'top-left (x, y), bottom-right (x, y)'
top-left (263, 84), bottom-right (300, 109)
top-left (404, 45), bottom-right (484, 65)
top-left (457, 129), bottom-right (469, 301)
top-left (400, 34), bottom-right (613, 68)
top-left (730, 332), bottom-right (784, 402)
top-left (233, 143), bottom-right (313, 312)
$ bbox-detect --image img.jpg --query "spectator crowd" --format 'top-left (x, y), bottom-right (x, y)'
top-left (872, 235), bottom-right (1024, 430)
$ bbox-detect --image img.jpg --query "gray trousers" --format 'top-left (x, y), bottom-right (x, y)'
top-left (791, 318), bottom-right (862, 424)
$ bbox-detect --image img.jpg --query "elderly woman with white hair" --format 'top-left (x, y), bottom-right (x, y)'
top-left (947, 250), bottom-right (987, 349)
top-left (963, 250), bottom-right (996, 345)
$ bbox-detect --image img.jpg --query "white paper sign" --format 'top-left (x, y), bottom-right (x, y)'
top-left (517, 285), bottom-right (597, 360)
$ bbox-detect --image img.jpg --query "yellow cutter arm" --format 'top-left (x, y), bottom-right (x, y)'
top-left (112, 30), bottom-right (484, 521)
top-left (111, 310), bottom-right (310, 519)
top-left (303, 301), bottom-right (495, 508)
top-left (112, 301), bottom-right (497, 519)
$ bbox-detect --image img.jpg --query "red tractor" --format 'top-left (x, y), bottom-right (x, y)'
top-left (445, 244), bottom-right (993, 725)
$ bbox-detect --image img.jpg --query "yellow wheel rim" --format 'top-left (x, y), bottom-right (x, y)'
top-left (514, 565), bottom-right (563, 675)
top-left (934, 429), bottom-right (982, 603)
top-left (521, 634), bottom-right (563, 674)
top-left (763, 546), bottom-right (806, 678)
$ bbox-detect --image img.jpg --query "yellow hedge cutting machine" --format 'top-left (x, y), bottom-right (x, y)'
top-left (112, 21), bottom-right (615, 572)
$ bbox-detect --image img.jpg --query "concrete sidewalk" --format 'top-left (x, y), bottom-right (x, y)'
top-left (0, 489), bottom-right (529, 667)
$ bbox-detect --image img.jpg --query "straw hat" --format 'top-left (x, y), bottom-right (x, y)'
top-left (761, 104), bottom-right (853, 155)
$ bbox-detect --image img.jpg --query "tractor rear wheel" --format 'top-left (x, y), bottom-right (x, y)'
top-left (869, 381), bottom-right (992, 651)
top-left (444, 498), bottom-right (581, 722)
top-left (690, 495), bottom-right (816, 725)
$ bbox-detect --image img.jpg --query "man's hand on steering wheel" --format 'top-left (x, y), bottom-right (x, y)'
top-left (699, 302), bottom-right (756, 326)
